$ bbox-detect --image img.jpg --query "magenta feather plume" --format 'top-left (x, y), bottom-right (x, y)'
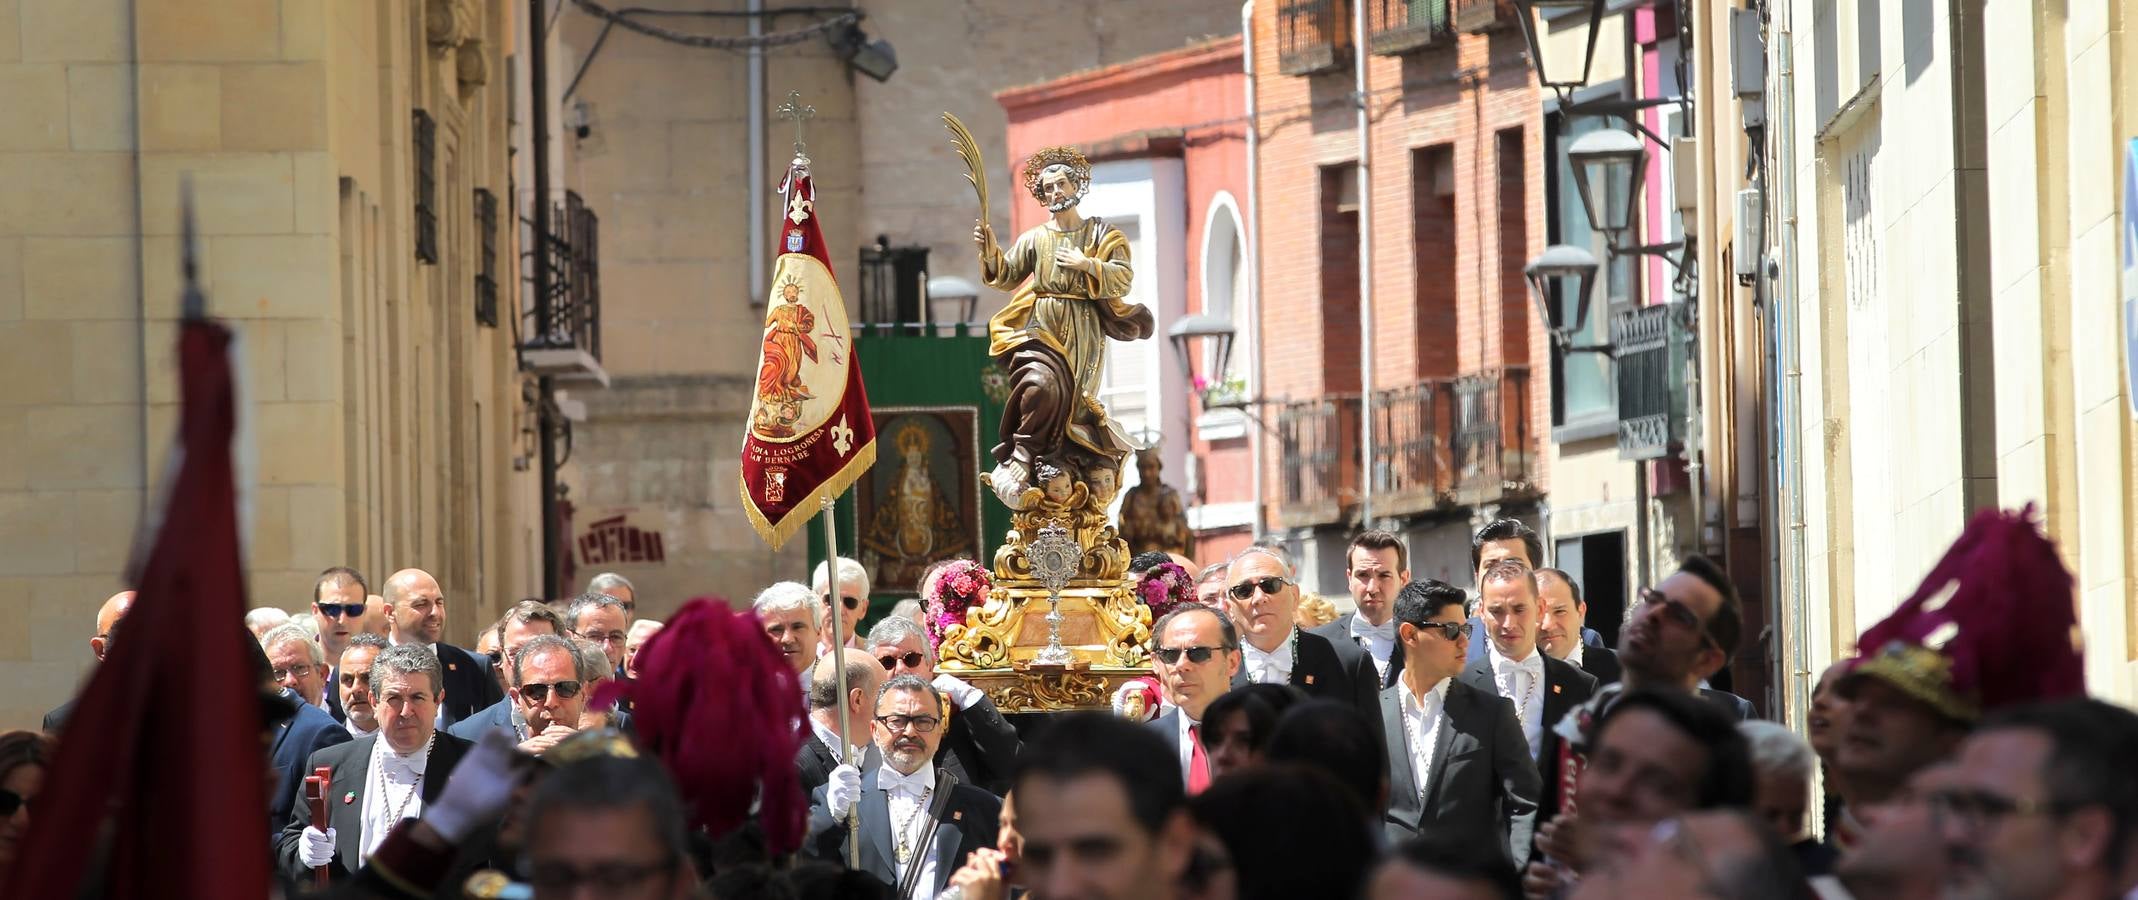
top-left (596, 597), bottom-right (810, 853)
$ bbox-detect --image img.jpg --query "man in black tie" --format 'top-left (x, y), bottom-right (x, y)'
top-left (1223, 546), bottom-right (1384, 738)
top-left (810, 675), bottom-right (1001, 899)
top-left (1311, 530), bottom-right (1410, 689)
top-left (382, 568), bottom-right (500, 728)
top-left (1144, 604), bottom-right (1241, 795)
top-left (1536, 567), bottom-right (1620, 686)
top-left (1380, 580), bottom-right (1539, 865)
top-left (1461, 560), bottom-right (1595, 775)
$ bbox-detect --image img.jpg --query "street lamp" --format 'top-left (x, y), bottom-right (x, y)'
top-left (1569, 127), bottom-right (1646, 248)
top-left (1525, 244), bottom-right (1602, 352)
top-left (1513, 0), bottom-right (1608, 96)
top-left (925, 275), bottom-right (979, 327)
top-left (1167, 313), bottom-right (1239, 404)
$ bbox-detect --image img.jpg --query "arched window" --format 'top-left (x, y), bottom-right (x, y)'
top-left (1199, 193), bottom-right (1248, 387)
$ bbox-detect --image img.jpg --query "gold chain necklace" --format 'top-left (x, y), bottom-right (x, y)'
top-left (381, 734), bottom-right (433, 826)
top-left (891, 784), bottom-right (934, 866)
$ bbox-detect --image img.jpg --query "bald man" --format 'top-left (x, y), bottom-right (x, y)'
top-left (382, 568), bottom-right (500, 727)
top-left (44, 590), bottom-right (136, 734)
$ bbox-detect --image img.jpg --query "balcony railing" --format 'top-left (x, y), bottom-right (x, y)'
top-left (1370, 381), bottom-right (1455, 517)
top-left (1452, 0), bottom-right (1516, 33)
top-left (520, 190), bottom-right (605, 382)
top-left (1276, 395), bottom-right (1360, 528)
top-left (1449, 365), bottom-right (1538, 506)
top-left (1278, 0), bottom-right (1354, 76)
top-left (1367, 0), bottom-right (1453, 55)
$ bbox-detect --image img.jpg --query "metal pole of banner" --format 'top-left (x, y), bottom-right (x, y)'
top-left (821, 492), bottom-right (858, 869)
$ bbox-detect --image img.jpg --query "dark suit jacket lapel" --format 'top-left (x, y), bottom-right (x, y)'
top-left (1423, 686), bottom-right (1459, 807)
top-left (904, 771), bottom-right (963, 899)
top-left (1291, 630), bottom-right (1324, 690)
top-left (862, 769), bottom-right (895, 877)
top-left (1380, 689), bottom-right (1418, 824)
top-left (421, 736), bottom-right (467, 804)
top-left (1384, 644), bottom-right (1406, 688)
top-left (1541, 658), bottom-right (1576, 737)
top-left (270, 717), bottom-right (297, 760)
top-left (1459, 658), bottom-right (1496, 697)
top-left (328, 738), bottom-right (371, 874)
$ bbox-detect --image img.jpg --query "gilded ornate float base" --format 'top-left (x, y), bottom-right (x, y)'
top-left (963, 661), bottom-right (1152, 713)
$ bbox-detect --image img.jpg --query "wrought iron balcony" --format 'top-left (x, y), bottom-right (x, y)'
top-left (1367, 0), bottom-right (1453, 55)
top-left (1278, 0), bottom-right (1355, 76)
top-left (1449, 366), bottom-right (1539, 506)
top-left (1452, 0), bottom-right (1516, 33)
top-left (520, 190), bottom-right (606, 385)
top-left (1370, 381), bottom-right (1455, 517)
top-left (1276, 395), bottom-right (1360, 528)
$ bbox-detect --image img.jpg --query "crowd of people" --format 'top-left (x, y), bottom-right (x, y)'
top-left (1, 510), bottom-right (2133, 900)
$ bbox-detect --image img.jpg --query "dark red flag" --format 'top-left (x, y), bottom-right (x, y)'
top-left (3, 320), bottom-right (268, 899)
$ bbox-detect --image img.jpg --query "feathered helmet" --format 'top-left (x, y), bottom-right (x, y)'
top-left (591, 598), bottom-right (810, 853)
top-left (1022, 146), bottom-right (1092, 204)
top-left (1839, 505), bottom-right (2085, 723)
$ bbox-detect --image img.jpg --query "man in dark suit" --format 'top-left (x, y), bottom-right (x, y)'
top-left (799, 648), bottom-right (884, 794)
top-left (268, 686), bottom-right (352, 839)
top-left (863, 616), bottom-right (1022, 795)
top-left (1310, 530), bottom-right (1410, 689)
top-left (382, 568), bottom-right (501, 729)
top-left (1380, 580), bottom-right (1540, 866)
top-left (275, 643), bottom-right (474, 885)
top-left (809, 675), bottom-right (1000, 899)
top-left (1536, 567), bottom-right (1621, 686)
top-left (1461, 560), bottom-right (1596, 774)
top-left (1144, 604), bottom-right (1241, 793)
top-left (43, 589), bottom-right (135, 734)
top-left (1223, 546), bottom-right (1384, 738)
top-left (449, 600), bottom-right (566, 745)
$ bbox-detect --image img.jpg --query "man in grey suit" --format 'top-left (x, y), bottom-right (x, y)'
top-left (1380, 579), bottom-right (1541, 868)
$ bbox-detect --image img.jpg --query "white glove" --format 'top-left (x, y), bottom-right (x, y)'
top-left (1111, 679), bottom-right (1159, 722)
top-left (426, 729), bottom-right (520, 843)
top-left (933, 673), bottom-right (987, 710)
top-left (826, 763), bottom-right (863, 820)
top-left (298, 825), bottom-right (337, 868)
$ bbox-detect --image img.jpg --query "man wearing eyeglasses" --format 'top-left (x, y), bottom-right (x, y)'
top-left (1380, 579), bottom-right (1539, 866)
top-left (313, 567), bottom-right (370, 722)
top-left (810, 675), bottom-right (1002, 899)
top-left (1144, 604), bottom-right (1241, 795)
top-left (865, 615), bottom-right (1022, 795)
top-left (262, 622), bottom-right (354, 840)
top-left (1223, 545), bottom-right (1383, 737)
top-left (813, 556), bottom-right (872, 654)
top-left (383, 568), bottom-right (501, 728)
top-left (498, 634), bottom-right (586, 757)
top-left (565, 593), bottom-right (631, 675)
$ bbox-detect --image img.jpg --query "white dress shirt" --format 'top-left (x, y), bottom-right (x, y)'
top-left (344, 716), bottom-right (378, 739)
top-left (358, 735), bottom-right (432, 861)
top-left (1564, 642), bottom-right (1586, 669)
top-left (1240, 635), bottom-right (1295, 685)
top-left (1399, 678), bottom-right (1451, 798)
top-left (1488, 646), bottom-right (1547, 760)
top-left (1348, 615), bottom-right (1396, 680)
top-left (1174, 710), bottom-right (1203, 786)
top-left (880, 762), bottom-right (939, 895)
top-left (811, 717), bottom-right (862, 764)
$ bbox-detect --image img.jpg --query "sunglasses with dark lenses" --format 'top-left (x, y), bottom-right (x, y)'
top-left (1411, 621), bottom-right (1467, 641)
top-left (316, 602), bottom-right (365, 620)
top-left (1153, 645), bottom-right (1231, 665)
top-left (519, 680), bottom-right (584, 703)
top-left (1637, 588), bottom-right (1716, 648)
top-left (840, 594), bottom-right (865, 611)
top-left (877, 651), bottom-right (925, 670)
top-left (0, 789), bottom-right (24, 817)
top-left (1226, 576), bottom-right (1290, 602)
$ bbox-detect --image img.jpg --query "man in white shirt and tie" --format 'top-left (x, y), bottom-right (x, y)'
top-left (1312, 530), bottom-right (1412, 688)
top-left (1144, 604), bottom-right (1241, 794)
top-left (1459, 559), bottom-right (1596, 772)
top-left (810, 675), bottom-right (1001, 899)
top-left (1379, 579), bottom-right (1540, 864)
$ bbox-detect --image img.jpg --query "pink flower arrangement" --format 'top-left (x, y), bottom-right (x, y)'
top-left (923, 559), bottom-right (992, 647)
top-left (1136, 561), bottom-right (1196, 622)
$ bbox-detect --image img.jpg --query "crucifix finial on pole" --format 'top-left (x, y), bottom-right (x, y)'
top-left (777, 90), bottom-right (815, 159)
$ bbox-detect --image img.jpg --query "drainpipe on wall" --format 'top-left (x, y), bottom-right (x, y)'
top-left (747, 0), bottom-right (766, 307)
top-left (1769, 3), bottom-right (1812, 733)
top-left (1243, 0), bottom-right (1267, 540)
top-left (1354, 0), bottom-right (1376, 528)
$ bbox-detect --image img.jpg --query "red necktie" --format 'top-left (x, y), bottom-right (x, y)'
top-left (1188, 723), bottom-right (1212, 794)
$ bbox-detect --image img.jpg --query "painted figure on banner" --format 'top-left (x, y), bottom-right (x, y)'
top-left (971, 145), bottom-right (1154, 509)
top-left (1118, 448), bottom-right (1193, 557)
top-left (753, 274), bottom-right (823, 439)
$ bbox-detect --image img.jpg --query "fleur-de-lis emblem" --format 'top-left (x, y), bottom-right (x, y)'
top-left (788, 193), bottom-right (813, 224)
top-left (831, 416), bottom-right (854, 456)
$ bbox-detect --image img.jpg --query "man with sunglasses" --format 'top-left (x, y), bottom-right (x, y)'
top-left (809, 675), bottom-right (1001, 899)
top-left (451, 601), bottom-right (567, 745)
top-left (1380, 580), bottom-right (1539, 864)
top-left (1144, 604), bottom-right (1241, 795)
top-left (314, 567), bottom-right (370, 722)
top-left (499, 634), bottom-right (587, 757)
top-left (1222, 545), bottom-right (1383, 737)
top-left (813, 556), bottom-right (872, 654)
top-left (865, 615), bottom-right (1022, 795)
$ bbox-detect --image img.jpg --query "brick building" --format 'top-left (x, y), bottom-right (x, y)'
top-left (1248, 0), bottom-right (1549, 594)
top-left (997, 37), bottom-right (1255, 569)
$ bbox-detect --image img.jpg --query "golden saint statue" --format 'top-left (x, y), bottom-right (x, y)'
top-left (1118, 448), bottom-right (1193, 557)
